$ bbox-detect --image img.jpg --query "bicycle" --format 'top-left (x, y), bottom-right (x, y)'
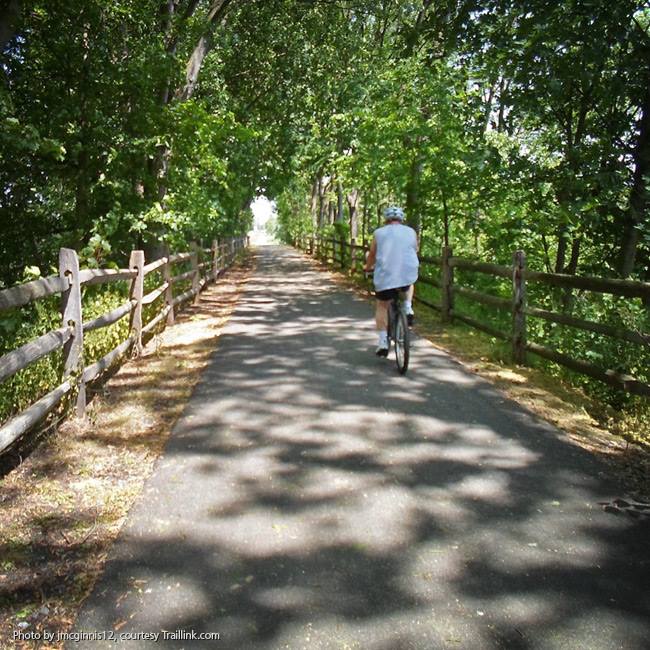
top-left (386, 289), bottom-right (410, 375)
top-left (365, 271), bottom-right (410, 375)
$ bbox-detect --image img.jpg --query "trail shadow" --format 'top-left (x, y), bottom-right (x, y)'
top-left (71, 246), bottom-right (650, 649)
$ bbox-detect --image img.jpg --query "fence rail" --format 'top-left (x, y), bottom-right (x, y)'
top-left (0, 276), bottom-right (70, 311)
top-left (78, 268), bottom-right (137, 286)
top-left (0, 235), bottom-right (249, 454)
top-left (296, 233), bottom-right (649, 399)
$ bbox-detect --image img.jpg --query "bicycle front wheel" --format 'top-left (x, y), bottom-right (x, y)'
top-left (394, 310), bottom-right (410, 375)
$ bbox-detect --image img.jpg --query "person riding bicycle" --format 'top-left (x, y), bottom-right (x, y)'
top-left (363, 205), bottom-right (419, 357)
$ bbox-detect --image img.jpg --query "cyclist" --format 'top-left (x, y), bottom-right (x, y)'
top-left (363, 205), bottom-right (419, 357)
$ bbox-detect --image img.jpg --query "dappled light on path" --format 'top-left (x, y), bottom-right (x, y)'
top-left (72, 247), bottom-right (649, 650)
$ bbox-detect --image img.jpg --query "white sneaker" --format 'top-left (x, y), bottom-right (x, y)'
top-left (376, 332), bottom-right (388, 357)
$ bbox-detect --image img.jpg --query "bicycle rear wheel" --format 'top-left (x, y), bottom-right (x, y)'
top-left (394, 310), bottom-right (410, 374)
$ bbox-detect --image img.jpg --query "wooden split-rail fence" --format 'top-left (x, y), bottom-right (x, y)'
top-left (0, 236), bottom-right (248, 454)
top-left (296, 234), bottom-right (650, 398)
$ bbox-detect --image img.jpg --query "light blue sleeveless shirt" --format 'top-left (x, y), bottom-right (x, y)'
top-left (373, 223), bottom-right (419, 291)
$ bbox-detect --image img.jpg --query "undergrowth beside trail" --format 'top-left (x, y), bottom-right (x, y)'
top-left (0, 255), bottom-right (253, 650)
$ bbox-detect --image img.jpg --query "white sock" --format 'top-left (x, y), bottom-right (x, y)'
top-left (377, 330), bottom-right (388, 346)
top-left (402, 300), bottom-right (413, 315)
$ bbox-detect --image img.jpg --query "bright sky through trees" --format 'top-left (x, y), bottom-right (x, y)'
top-left (250, 196), bottom-right (275, 231)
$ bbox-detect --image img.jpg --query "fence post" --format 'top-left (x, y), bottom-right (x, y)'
top-left (512, 250), bottom-right (527, 364)
top-left (212, 239), bottom-right (220, 280)
top-left (162, 248), bottom-right (174, 326)
top-left (190, 242), bottom-right (200, 305)
top-left (350, 237), bottom-right (357, 275)
top-left (441, 246), bottom-right (454, 323)
top-left (59, 248), bottom-right (85, 418)
top-left (129, 250), bottom-right (145, 355)
top-left (230, 238), bottom-right (235, 265)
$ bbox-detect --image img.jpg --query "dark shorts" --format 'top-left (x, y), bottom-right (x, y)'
top-left (375, 286), bottom-right (410, 301)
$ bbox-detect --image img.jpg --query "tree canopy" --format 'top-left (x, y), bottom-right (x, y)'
top-left (1, 0), bottom-right (649, 284)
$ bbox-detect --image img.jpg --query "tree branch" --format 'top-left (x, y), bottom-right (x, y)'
top-left (175, 0), bottom-right (235, 101)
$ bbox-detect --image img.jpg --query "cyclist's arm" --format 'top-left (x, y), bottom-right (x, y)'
top-left (364, 238), bottom-right (377, 271)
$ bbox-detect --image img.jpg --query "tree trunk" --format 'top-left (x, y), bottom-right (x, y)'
top-left (157, 1), bottom-right (176, 105)
top-left (403, 0), bottom-right (433, 56)
top-left (347, 189), bottom-right (359, 239)
top-left (554, 224), bottom-right (568, 273)
top-left (441, 189), bottom-right (450, 248)
top-left (336, 180), bottom-right (344, 222)
top-left (618, 71), bottom-right (650, 277)
top-left (497, 77), bottom-right (510, 133)
top-left (310, 177), bottom-right (319, 231)
top-left (74, 148), bottom-right (90, 243)
top-left (318, 176), bottom-right (327, 230)
top-left (482, 81), bottom-right (495, 134)
top-left (73, 19), bottom-right (93, 246)
top-left (405, 147), bottom-right (424, 236)
top-left (560, 237), bottom-right (581, 312)
top-left (541, 235), bottom-right (552, 273)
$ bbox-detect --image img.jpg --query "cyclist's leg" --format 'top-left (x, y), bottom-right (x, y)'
top-left (374, 288), bottom-right (396, 356)
top-left (375, 299), bottom-right (390, 332)
top-left (401, 285), bottom-right (415, 324)
top-left (374, 299), bottom-right (389, 355)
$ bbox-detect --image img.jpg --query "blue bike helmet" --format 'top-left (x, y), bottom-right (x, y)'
top-left (383, 205), bottom-right (405, 221)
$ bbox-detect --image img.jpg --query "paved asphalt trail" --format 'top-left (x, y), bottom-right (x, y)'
top-left (72, 245), bottom-right (649, 650)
